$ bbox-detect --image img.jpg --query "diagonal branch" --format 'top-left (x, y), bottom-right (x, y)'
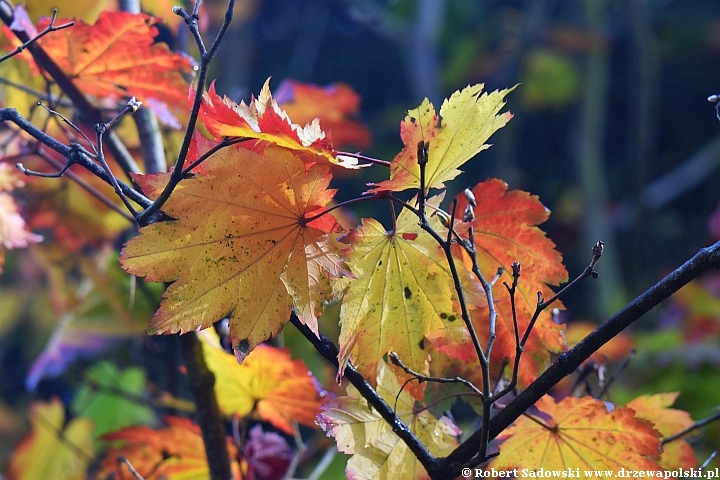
top-left (442, 240), bottom-right (720, 478)
top-left (289, 314), bottom-right (444, 475)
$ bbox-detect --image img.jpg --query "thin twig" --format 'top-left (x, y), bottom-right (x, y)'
top-left (661, 409), bottom-right (720, 445)
top-left (700, 452), bottom-right (717, 470)
top-left (336, 150), bottom-right (391, 167)
top-left (389, 352), bottom-right (483, 398)
top-left (0, 8), bottom-right (73, 64)
top-left (289, 314), bottom-right (442, 475)
top-left (0, 77), bottom-right (73, 107)
top-left (94, 100), bottom-right (142, 218)
top-left (181, 136), bottom-right (249, 175)
top-left (1, 108), bottom-right (151, 207)
top-left (137, 0), bottom-right (236, 225)
top-left (596, 349), bottom-right (635, 399)
top-left (118, 456), bottom-right (146, 480)
top-left (444, 240), bottom-right (720, 479)
top-left (491, 242), bottom-right (604, 404)
top-left (305, 446), bottom-right (337, 480)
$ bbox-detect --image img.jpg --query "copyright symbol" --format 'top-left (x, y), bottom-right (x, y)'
top-left (462, 468), bottom-right (472, 477)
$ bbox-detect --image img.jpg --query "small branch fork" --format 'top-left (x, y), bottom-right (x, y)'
top-left (0, 7), bottom-right (73, 64)
top-left (136, 0), bottom-right (236, 225)
top-left (0, 0), bottom-right (238, 226)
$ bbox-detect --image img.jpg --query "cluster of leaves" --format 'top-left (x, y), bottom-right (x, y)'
top-left (0, 2), bottom-right (717, 480)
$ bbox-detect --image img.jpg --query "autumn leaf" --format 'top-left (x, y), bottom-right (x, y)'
top-left (199, 79), bottom-right (365, 168)
top-left (336, 199), bottom-right (483, 398)
top-left (627, 393), bottom-right (696, 470)
top-left (450, 179), bottom-right (568, 387)
top-left (0, 163), bottom-right (42, 273)
top-left (99, 416), bottom-right (241, 480)
top-left (7, 397), bottom-right (94, 480)
top-left (276, 79), bottom-right (372, 149)
top-left (492, 395), bottom-right (662, 476)
top-left (198, 328), bottom-right (324, 434)
top-left (671, 279), bottom-right (720, 341)
top-left (368, 84), bottom-right (514, 193)
top-left (8, 11), bottom-right (194, 125)
top-left (317, 360), bottom-right (460, 480)
top-left (121, 145), bottom-right (347, 362)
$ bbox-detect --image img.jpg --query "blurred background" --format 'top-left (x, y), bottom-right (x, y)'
top-left (2, 0), bottom-right (720, 475)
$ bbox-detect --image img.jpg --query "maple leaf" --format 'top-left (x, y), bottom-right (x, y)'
top-left (276, 79), bottom-right (372, 149)
top-left (336, 200), bottom-right (484, 399)
top-left (198, 328), bottom-right (324, 434)
top-left (0, 163), bottom-right (42, 273)
top-left (7, 397), bottom-right (94, 480)
top-left (99, 416), bottom-right (241, 480)
top-left (120, 145), bottom-right (347, 362)
top-left (492, 395), bottom-right (662, 476)
top-left (8, 11), bottom-right (194, 125)
top-left (444, 179), bottom-right (568, 387)
top-left (627, 393), bottom-right (697, 470)
top-left (368, 84), bottom-right (514, 193)
top-left (199, 79), bottom-right (364, 168)
top-left (317, 360), bottom-right (460, 480)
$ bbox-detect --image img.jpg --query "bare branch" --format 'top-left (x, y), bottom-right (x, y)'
top-left (137, 0), bottom-right (236, 225)
top-left (389, 352), bottom-right (484, 398)
top-left (0, 7), bottom-right (73, 64)
top-left (444, 240), bottom-right (720, 478)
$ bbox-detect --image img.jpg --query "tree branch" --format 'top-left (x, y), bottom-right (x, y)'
top-left (289, 314), bottom-right (444, 475)
top-left (178, 333), bottom-right (232, 480)
top-left (442, 240), bottom-right (720, 477)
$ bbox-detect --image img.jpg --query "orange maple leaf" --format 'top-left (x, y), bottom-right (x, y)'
top-left (318, 360), bottom-right (460, 480)
top-left (276, 79), bottom-right (372, 149)
top-left (368, 84), bottom-right (514, 193)
top-left (120, 145), bottom-right (347, 362)
top-left (492, 395), bottom-right (663, 476)
top-left (99, 416), bottom-right (241, 480)
top-left (199, 79), bottom-right (365, 168)
top-left (443, 179), bottom-right (568, 387)
top-left (198, 329), bottom-right (324, 434)
top-left (7, 397), bottom-right (93, 480)
top-left (9, 11), bottom-right (194, 125)
top-left (627, 393), bottom-right (697, 470)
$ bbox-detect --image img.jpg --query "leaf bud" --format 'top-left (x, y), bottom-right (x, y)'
top-left (434, 209), bottom-right (451, 227)
top-left (464, 188), bottom-right (476, 207)
top-left (709, 94), bottom-right (720, 103)
top-left (463, 204), bottom-right (475, 222)
top-left (127, 97), bottom-right (142, 112)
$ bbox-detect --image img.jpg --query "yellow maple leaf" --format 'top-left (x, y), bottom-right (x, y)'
top-left (198, 328), bottom-right (325, 434)
top-left (317, 360), bottom-right (460, 480)
top-left (7, 398), bottom-right (93, 480)
top-left (627, 393), bottom-right (696, 470)
top-left (120, 145), bottom-right (347, 361)
top-left (368, 84), bottom-right (514, 193)
top-left (336, 200), bottom-right (484, 398)
top-left (492, 395), bottom-right (663, 477)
